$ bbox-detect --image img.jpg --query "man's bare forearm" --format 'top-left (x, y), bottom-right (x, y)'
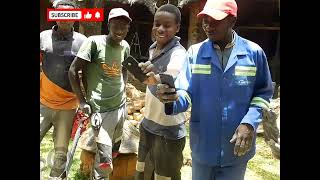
top-left (69, 57), bottom-right (87, 104)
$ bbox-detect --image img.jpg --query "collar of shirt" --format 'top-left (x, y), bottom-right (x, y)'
top-left (52, 25), bottom-right (74, 41)
top-left (149, 36), bottom-right (181, 59)
top-left (213, 30), bottom-right (236, 50)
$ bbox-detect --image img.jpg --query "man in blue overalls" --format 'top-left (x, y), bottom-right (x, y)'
top-left (154, 0), bottom-right (274, 179)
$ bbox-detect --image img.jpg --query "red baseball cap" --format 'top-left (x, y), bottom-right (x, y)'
top-left (197, 0), bottom-right (237, 20)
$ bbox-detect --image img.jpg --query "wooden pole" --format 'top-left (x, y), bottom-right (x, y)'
top-left (187, 2), bottom-right (200, 47)
top-left (187, 0), bottom-right (207, 47)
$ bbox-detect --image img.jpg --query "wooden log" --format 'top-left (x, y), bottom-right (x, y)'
top-left (110, 153), bottom-right (138, 179)
top-left (79, 149), bottom-right (95, 177)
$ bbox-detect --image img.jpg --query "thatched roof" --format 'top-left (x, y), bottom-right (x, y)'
top-left (53, 0), bottom-right (200, 14)
top-left (109, 0), bottom-right (199, 14)
top-left (178, 0), bottom-right (198, 7)
top-left (51, 0), bottom-right (179, 14)
top-left (113, 0), bottom-right (156, 14)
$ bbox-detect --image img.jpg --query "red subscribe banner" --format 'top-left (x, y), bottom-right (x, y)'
top-left (47, 8), bottom-right (104, 21)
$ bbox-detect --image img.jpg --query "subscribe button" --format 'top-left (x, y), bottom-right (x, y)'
top-left (47, 8), bottom-right (104, 21)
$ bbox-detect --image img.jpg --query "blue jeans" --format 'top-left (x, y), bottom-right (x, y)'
top-left (192, 159), bottom-right (247, 180)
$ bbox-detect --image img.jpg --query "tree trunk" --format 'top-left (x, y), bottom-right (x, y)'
top-left (187, 0), bottom-right (207, 47)
top-left (187, 2), bottom-right (200, 47)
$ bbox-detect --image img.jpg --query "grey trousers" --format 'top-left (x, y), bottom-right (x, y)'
top-left (91, 105), bottom-right (126, 180)
top-left (40, 103), bottom-right (76, 177)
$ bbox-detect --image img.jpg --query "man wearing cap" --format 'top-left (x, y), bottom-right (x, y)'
top-left (69, 8), bottom-right (131, 179)
top-left (155, 0), bottom-right (274, 179)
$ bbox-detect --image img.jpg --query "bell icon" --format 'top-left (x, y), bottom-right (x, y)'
top-left (95, 11), bottom-right (101, 19)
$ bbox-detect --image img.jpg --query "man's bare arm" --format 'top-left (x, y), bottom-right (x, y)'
top-left (69, 57), bottom-right (91, 114)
